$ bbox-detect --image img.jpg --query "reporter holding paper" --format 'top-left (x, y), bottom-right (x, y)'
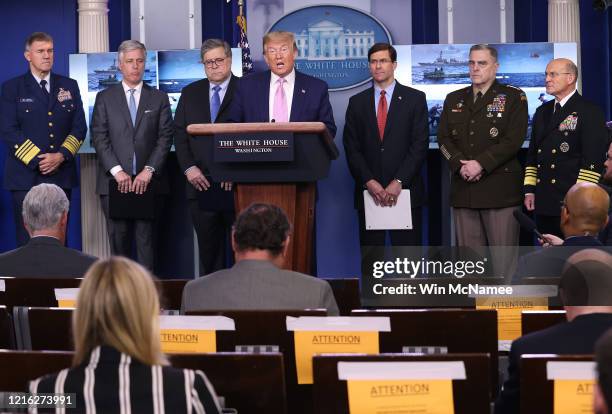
top-left (343, 43), bottom-right (428, 253)
top-left (29, 256), bottom-right (222, 413)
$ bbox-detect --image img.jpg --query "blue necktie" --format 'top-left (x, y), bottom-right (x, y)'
top-left (128, 89), bottom-right (137, 174)
top-left (210, 85), bottom-right (221, 123)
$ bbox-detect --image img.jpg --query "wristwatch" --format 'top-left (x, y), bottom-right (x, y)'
top-left (395, 178), bottom-right (402, 185)
top-left (144, 166), bottom-right (155, 174)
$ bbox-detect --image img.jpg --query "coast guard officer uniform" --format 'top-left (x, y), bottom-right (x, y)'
top-left (0, 72), bottom-right (86, 245)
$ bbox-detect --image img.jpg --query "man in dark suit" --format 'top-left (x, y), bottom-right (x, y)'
top-left (0, 183), bottom-right (96, 277)
top-left (343, 43), bottom-right (428, 254)
top-left (91, 40), bottom-right (173, 270)
top-left (496, 248), bottom-right (612, 414)
top-left (174, 39), bottom-right (237, 275)
top-left (513, 182), bottom-right (610, 281)
top-left (524, 58), bottom-right (608, 238)
top-left (230, 30), bottom-right (336, 137)
top-left (181, 203), bottom-right (339, 315)
top-left (0, 32), bottom-right (86, 246)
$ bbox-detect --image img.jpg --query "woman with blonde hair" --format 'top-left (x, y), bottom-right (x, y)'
top-left (30, 256), bottom-right (221, 413)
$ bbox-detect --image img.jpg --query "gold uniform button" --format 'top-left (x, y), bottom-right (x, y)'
top-left (470, 120), bottom-right (475, 124)
top-left (551, 164), bottom-right (555, 169)
top-left (25, 109), bottom-right (29, 113)
top-left (552, 149), bottom-right (556, 154)
top-left (537, 179), bottom-right (541, 183)
top-left (50, 145), bottom-right (54, 149)
top-left (48, 122), bottom-right (53, 127)
top-left (469, 131), bottom-right (474, 135)
top-left (538, 149), bottom-right (542, 153)
top-left (50, 134), bottom-right (54, 138)
top-left (14, 144), bottom-right (18, 149)
top-left (551, 179), bottom-right (556, 184)
top-left (537, 164), bottom-right (541, 168)
top-left (48, 112), bottom-right (52, 116)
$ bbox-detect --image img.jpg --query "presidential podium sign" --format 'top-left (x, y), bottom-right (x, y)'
top-left (187, 122), bottom-right (338, 273)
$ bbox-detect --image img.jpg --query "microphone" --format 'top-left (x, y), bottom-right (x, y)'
top-left (513, 210), bottom-right (544, 239)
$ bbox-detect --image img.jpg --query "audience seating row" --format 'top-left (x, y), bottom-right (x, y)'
top-left (0, 349), bottom-right (592, 414)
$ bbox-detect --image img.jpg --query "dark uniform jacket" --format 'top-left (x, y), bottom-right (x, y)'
top-left (524, 92), bottom-right (608, 216)
top-left (438, 81), bottom-right (528, 208)
top-left (343, 81), bottom-right (429, 209)
top-left (494, 313), bottom-right (612, 414)
top-left (0, 236), bottom-right (96, 277)
top-left (173, 75), bottom-right (238, 202)
top-left (0, 71), bottom-right (86, 190)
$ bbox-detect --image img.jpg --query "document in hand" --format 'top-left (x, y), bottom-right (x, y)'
top-left (363, 189), bottom-right (412, 230)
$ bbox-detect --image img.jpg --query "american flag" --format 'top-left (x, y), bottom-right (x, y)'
top-left (236, 0), bottom-right (253, 74)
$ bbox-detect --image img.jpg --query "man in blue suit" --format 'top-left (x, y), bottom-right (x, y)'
top-left (1, 32), bottom-right (86, 246)
top-left (230, 30), bottom-right (336, 137)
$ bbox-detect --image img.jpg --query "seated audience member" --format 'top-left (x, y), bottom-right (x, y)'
top-left (182, 203), bottom-right (339, 315)
top-left (496, 249), bottom-right (612, 414)
top-left (599, 141), bottom-right (612, 245)
top-left (595, 328), bottom-right (612, 414)
top-left (29, 256), bottom-right (222, 413)
top-left (0, 183), bottom-right (96, 277)
top-left (513, 182), bottom-right (609, 281)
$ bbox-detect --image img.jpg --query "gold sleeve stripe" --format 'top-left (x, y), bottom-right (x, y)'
top-left (578, 169), bottom-right (601, 179)
top-left (15, 139), bottom-right (34, 158)
top-left (525, 166), bottom-right (537, 172)
top-left (21, 145), bottom-right (41, 165)
top-left (61, 135), bottom-right (82, 156)
top-left (524, 177), bottom-right (537, 186)
top-left (577, 177), bottom-right (599, 184)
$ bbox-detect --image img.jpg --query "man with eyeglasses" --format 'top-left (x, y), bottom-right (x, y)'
top-left (230, 31), bottom-right (336, 137)
top-left (343, 43), bottom-right (428, 258)
top-left (174, 39), bottom-right (238, 275)
top-left (523, 58), bottom-right (608, 238)
top-left (0, 32), bottom-right (86, 246)
top-left (438, 44), bottom-right (528, 253)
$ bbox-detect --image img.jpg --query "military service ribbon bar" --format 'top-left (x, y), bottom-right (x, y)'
top-left (15, 139), bottom-right (41, 166)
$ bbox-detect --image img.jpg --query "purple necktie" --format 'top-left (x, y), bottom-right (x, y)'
top-left (273, 78), bottom-right (288, 122)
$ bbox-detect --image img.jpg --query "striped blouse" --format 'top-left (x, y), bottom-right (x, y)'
top-left (29, 346), bottom-right (221, 414)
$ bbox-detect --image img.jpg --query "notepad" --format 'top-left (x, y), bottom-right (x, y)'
top-left (363, 189), bottom-right (412, 230)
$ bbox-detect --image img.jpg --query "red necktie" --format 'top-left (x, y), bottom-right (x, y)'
top-left (377, 90), bottom-right (387, 141)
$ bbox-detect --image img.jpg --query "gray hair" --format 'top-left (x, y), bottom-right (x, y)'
top-left (564, 59), bottom-right (579, 79)
top-left (200, 38), bottom-right (232, 61)
top-left (22, 184), bottom-right (69, 231)
top-left (118, 40), bottom-right (146, 61)
top-left (469, 44), bottom-right (498, 62)
top-left (25, 32), bottom-right (53, 51)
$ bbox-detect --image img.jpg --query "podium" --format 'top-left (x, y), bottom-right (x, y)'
top-left (187, 122), bottom-right (338, 273)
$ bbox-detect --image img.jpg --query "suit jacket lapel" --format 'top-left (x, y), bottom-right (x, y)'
top-left (134, 84), bottom-right (149, 130)
top-left (217, 75), bottom-right (236, 119)
top-left (367, 88), bottom-right (379, 141)
top-left (383, 84), bottom-right (403, 139)
top-left (48, 73), bottom-right (60, 111)
top-left (469, 82), bottom-right (495, 115)
top-left (261, 71), bottom-right (271, 122)
top-left (290, 71), bottom-right (304, 122)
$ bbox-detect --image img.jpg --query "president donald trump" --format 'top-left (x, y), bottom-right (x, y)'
top-left (231, 31), bottom-right (336, 137)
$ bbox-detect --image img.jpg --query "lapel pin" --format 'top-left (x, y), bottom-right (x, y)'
top-left (398, 96), bottom-right (402, 100)
top-left (301, 89), bottom-right (306, 94)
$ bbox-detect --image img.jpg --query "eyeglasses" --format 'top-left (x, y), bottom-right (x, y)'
top-left (265, 47), bottom-right (290, 56)
top-left (204, 58), bottom-right (226, 68)
top-left (545, 72), bottom-right (571, 78)
top-left (369, 58), bottom-right (393, 66)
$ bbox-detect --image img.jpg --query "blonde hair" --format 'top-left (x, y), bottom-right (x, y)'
top-left (72, 257), bottom-right (166, 366)
top-left (263, 31), bottom-right (297, 53)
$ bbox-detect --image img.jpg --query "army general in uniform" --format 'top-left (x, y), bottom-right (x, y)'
top-left (438, 44), bottom-right (528, 252)
top-left (523, 58), bottom-right (608, 238)
top-left (0, 32), bottom-right (86, 246)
